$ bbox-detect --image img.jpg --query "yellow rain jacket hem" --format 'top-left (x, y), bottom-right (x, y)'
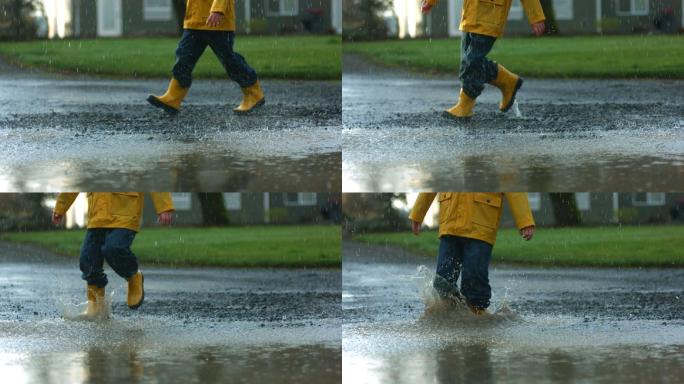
top-left (55, 193), bottom-right (175, 233)
top-left (183, 0), bottom-right (236, 32)
top-left (409, 192), bottom-right (535, 246)
top-left (427, 0), bottom-right (545, 38)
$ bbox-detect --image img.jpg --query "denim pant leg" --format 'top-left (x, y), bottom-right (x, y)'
top-left (460, 238), bottom-right (493, 309)
top-left (79, 229), bottom-right (108, 287)
top-left (205, 31), bottom-right (258, 88)
top-left (101, 229), bottom-right (139, 280)
top-left (433, 235), bottom-right (464, 298)
top-left (171, 29), bottom-right (209, 88)
top-left (459, 32), bottom-right (498, 99)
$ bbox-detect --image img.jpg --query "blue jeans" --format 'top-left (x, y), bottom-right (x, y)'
top-left (459, 32), bottom-right (499, 99)
top-left (172, 29), bottom-right (258, 88)
top-left (79, 228), bottom-right (138, 287)
top-left (434, 235), bottom-right (493, 309)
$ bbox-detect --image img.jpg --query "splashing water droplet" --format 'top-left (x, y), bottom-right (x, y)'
top-left (513, 100), bottom-right (523, 118)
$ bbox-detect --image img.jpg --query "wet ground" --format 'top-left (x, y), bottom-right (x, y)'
top-left (342, 54), bottom-right (684, 192)
top-left (0, 59), bottom-right (341, 192)
top-left (343, 241), bottom-right (684, 383)
top-left (0, 241), bottom-right (341, 383)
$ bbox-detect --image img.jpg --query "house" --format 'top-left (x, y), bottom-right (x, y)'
top-left (41, 0), bottom-right (341, 38)
top-left (403, 0), bottom-right (684, 38)
top-left (498, 192), bottom-right (684, 227)
top-left (139, 192), bottom-right (341, 226)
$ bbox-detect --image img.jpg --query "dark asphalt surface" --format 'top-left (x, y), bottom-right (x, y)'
top-left (0, 241), bottom-right (341, 383)
top-left (0, 59), bottom-right (341, 192)
top-left (342, 54), bottom-right (684, 192)
top-left (342, 241), bottom-right (684, 384)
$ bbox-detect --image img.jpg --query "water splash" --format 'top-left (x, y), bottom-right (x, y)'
top-left (54, 286), bottom-right (118, 322)
top-left (512, 99), bottom-right (523, 118)
top-left (402, 265), bottom-right (522, 326)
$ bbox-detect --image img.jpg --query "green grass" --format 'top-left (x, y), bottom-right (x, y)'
top-left (1, 226), bottom-right (341, 268)
top-left (0, 36), bottom-right (341, 80)
top-left (345, 35), bottom-right (684, 78)
top-left (355, 225), bottom-right (684, 267)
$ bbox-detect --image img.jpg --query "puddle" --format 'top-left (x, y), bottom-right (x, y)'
top-left (343, 242), bottom-right (684, 383)
top-left (0, 344), bottom-right (341, 384)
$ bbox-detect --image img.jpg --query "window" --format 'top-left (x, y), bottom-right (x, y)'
top-left (509, 0), bottom-right (523, 20)
top-left (144, 0), bottom-right (172, 21)
top-left (575, 192), bottom-right (591, 211)
top-left (172, 193), bottom-right (192, 210)
top-left (616, 0), bottom-right (649, 16)
top-left (266, 0), bottom-right (298, 16)
top-left (528, 193), bottom-right (541, 211)
top-left (632, 192), bottom-right (665, 206)
top-left (284, 193), bottom-right (317, 206)
top-left (223, 193), bottom-right (242, 210)
top-left (553, 0), bottom-right (574, 20)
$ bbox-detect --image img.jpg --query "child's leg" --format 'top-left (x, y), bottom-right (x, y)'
top-left (79, 229), bottom-right (108, 287)
top-left (171, 30), bottom-right (209, 88)
top-left (458, 32), bottom-right (498, 99)
top-left (100, 229), bottom-right (139, 280)
top-left (433, 235), bottom-right (464, 299)
top-left (205, 31), bottom-right (258, 88)
top-left (460, 238), bottom-right (493, 309)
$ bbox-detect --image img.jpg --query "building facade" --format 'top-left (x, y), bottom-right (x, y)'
top-left (140, 192), bottom-right (340, 226)
top-left (498, 192), bottom-right (684, 227)
top-left (42, 0), bottom-right (341, 38)
top-left (419, 0), bottom-right (684, 38)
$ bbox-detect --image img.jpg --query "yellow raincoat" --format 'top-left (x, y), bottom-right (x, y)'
top-left (409, 192), bottom-right (535, 245)
top-left (183, 0), bottom-right (236, 31)
top-left (426, 0), bottom-right (545, 38)
top-left (54, 193), bottom-right (175, 232)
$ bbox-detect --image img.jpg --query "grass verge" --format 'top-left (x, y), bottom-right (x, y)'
top-left (0, 36), bottom-right (341, 80)
top-left (344, 35), bottom-right (684, 78)
top-left (1, 225), bottom-right (341, 268)
top-left (355, 225), bottom-right (684, 267)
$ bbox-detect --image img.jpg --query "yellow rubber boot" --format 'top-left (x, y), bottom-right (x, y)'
top-left (147, 78), bottom-right (189, 115)
top-left (127, 271), bottom-right (145, 310)
top-left (83, 285), bottom-right (105, 318)
top-left (490, 64), bottom-right (523, 112)
top-left (444, 89), bottom-right (475, 119)
top-left (234, 80), bottom-right (265, 114)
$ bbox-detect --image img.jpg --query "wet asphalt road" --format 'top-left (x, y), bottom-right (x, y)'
top-left (0, 60), bottom-right (341, 192)
top-left (0, 241), bottom-right (341, 383)
top-left (343, 241), bottom-right (684, 384)
top-left (342, 54), bottom-right (684, 192)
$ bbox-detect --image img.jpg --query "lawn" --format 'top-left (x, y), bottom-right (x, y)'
top-left (1, 226), bottom-right (341, 268)
top-left (345, 35), bottom-right (684, 78)
top-left (0, 36), bottom-right (341, 80)
top-left (355, 225), bottom-right (684, 267)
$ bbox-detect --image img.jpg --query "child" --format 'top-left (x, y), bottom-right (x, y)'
top-left (148, 0), bottom-right (264, 115)
top-left (52, 193), bottom-right (175, 318)
top-left (421, 0), bottom-right (546, 118)
top-left (409, 192), bottom-right (535, 315)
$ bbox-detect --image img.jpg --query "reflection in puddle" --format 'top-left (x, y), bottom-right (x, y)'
top-left (343, 247), bottom-right (684, 383)
top-left (0, 151), bottom-right (341, 192)
top-left (1, 344), bottom-right (341, 384)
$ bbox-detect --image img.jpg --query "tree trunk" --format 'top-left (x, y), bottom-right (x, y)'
top-left (198, 193), bottom-right (230, 226)
top-left (549, 193), bottom-right (582, 226)
top-left (171, 0), bottom-right (186, 35)
top-left (539, 0), bottom-right (560, 35)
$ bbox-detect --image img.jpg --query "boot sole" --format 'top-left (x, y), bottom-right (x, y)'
top-left (501, 77), bottom-right (523, 112)
top-left (442, 110), bottom-right (473, 120)
top-left (233, 98), bottom-right (265, 114)
top-left (128, 273), bottom-right (144, 310)
top-left (147, 95), bottom-right (179, 116)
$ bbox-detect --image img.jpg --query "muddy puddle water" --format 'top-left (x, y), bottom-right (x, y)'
top-left (0, 244), bottom-right (342, 383)
top-left (343, 243), bottom-right (684, 384)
